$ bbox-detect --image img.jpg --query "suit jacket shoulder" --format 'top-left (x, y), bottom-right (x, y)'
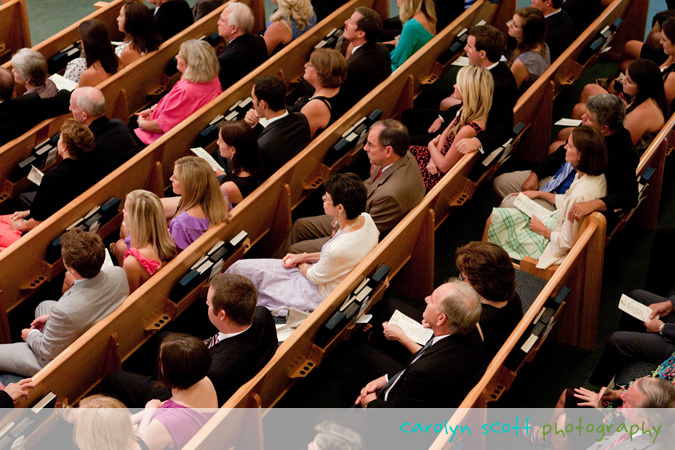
top-left (364, 152), bottom-right (425, 236)
top-left (343, 42), bottom-right (391, 107)
top-left (209, 306), bottom-right (278, 405)
top-left (218, 34), bottom-right (268, 90)
top-left (258, 112), bottom-right (311, 178)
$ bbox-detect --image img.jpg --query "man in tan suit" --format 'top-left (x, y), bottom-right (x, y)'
top-left (277, 119), bottom-right (425, 255)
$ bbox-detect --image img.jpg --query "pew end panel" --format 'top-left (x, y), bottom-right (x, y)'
top-left (603, 0), bottom-right (648, 62)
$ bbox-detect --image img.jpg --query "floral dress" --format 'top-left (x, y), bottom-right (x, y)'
top-left (409, 119), bottom-right (483, 191)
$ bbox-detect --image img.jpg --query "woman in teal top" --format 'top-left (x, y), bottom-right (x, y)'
top-left (390, 0), bottom-right (437, 71)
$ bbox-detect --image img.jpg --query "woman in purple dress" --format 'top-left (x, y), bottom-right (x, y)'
top-left (161, 157), bottom-right (231, 251)
top-left (135, 334), bottom-right (217, 449)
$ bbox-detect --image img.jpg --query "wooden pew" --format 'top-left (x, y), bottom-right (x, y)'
top-left (0, 0), bottom-right (30, 65)
top-left (4, 0), bottom-right (505, 399)
top-left (512, 0), bottom-right (632, 163)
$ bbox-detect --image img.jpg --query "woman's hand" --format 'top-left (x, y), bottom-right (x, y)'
top-left (427, 135), bottom-right (441, 152)
top-left (529, 215), bottom-right (551, 239)
top-left (11, 210), bottom-right (29, 221)
top-left (138, 109), bottom-right (152, 120)
top-left (573, 386), bottom-right (607, 409)
top-left (522, 190), bottom-right (540, 199)
top-left (282, 253), bottom-right (304, 268)
top-left (426, 160), bottom-right (439, 175)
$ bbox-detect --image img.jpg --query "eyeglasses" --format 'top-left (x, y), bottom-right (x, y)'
top-left (305, 62), bottom-right (314, 68)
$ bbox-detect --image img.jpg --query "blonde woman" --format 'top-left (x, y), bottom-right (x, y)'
top-left (264, 0), bottom-right (317, 55)
top-left (135, 40), bottom-right (222, 145)
top-left (113, 190), bottom-right (177, 293)
top-left (74, 395), bottom-right (144, 450)
top-left (291, 48), bottom-right (347, 138)
top-left (390, 0), bottom-right (436, 71)
top-left (162, 157), bottom-right (231, 251)
top-left (409, 65), bottom-right (493, 191)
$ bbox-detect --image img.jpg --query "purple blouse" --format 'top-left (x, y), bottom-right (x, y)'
top-left (170, 211), bottom-right (210, 251)
top-left (150, 399), bottom-right (214, 448)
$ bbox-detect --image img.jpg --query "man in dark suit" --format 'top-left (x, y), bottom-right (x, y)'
top-left (70, 87), bottom-right (139, 186)
top-left (356, 280), bottom-right (486, 408)
top-left (101, 273), bottom-right (278, 407)
top-left (149, 0), bottom-right (194, 42)
top-left (216, 2), bottom-right (268, 91)
top-left (0, 68), bottom-right (69, 146)
top-left (245, 75), bottom-right (311, 180)
top-left (192, 0), bottom-right (224, 21)
top-left (403, 25), bottom-right (517, 156)
top-left (276, 119), bottom-right (425, 255)
top-left (341, 7), bottom-right (391, 108)
top-left (531, 0), bottom-right (574, 61)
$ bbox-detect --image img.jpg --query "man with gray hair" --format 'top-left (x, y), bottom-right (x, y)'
top-left (494, 93), bottom-right (638, 225)
top-left (216, 2), bottom-right (267, 90)
top-left (69, 87), bottom-right (138, 185)
top-left (356, 280), bottom-right (486, 408)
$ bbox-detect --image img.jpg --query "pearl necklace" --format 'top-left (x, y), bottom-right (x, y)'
top-left (340, 216), bottom-right (361, 233)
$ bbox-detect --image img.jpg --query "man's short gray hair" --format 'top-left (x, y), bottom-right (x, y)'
top-left (75, 87), bottom-right (106, 118)
top-left (438, 280), bottom-right (482, 335)
top-left (11, 48), bottom-right (48, 86)
top-left (227, 2), bottom-right (254, 35)
top-left (586, 94), bottom-right (626, 131)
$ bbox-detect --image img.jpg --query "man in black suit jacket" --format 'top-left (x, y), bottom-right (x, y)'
top-left (100, 273), bottom-right (278, 407)
top-left (245, 76), bottom-right (311, 180)
top-left (341, 7), bottom-right (391, 108)
top-left (404, 25), bottom-right (517, 155)
top-left (216, 2), bottom-right (268, 91)
top-left (356, 281), bottom-right (486, 408)
top-left (0, 68), bottom-right (69, 146)
top-left (149, 0), bottom-right (194, 42)
top-left (532, 0), bottom-right (574, 61)
top-left (70, 87), bottom-right (139, 186)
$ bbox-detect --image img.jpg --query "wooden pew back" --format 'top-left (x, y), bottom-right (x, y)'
top-left (0, 0), bottom-right (30, 65)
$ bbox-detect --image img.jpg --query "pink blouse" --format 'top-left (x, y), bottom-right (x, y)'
top-left (135, 78), bottom-right (222, 145)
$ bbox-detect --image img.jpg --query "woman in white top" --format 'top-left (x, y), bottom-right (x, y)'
top-left (488, 126), bottom-right (608, 269)
top-left (226, 173), bottom-right (379, 313)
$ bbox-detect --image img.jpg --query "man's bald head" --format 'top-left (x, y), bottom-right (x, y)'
top-left (70, 87), bottom-right (106, 125)
top-left (0, 68), bottom-right (15, 102)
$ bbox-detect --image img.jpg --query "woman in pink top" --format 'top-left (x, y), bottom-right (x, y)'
top-left (135, 39), bottom-right (222, 145)
top-left (135, 334), bottom-right (217, 450)
top-left (112, 189), bottom-right (177, 293)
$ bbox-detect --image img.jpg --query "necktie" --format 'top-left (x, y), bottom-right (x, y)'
top-left (373, 168), bottom-right (384, 181)
top-left (541, 162), bottom-right (575, 193)
top-left (382, 337), bottom-right (434, 400)
top-left (205, 332), bottom-right (220, 349)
